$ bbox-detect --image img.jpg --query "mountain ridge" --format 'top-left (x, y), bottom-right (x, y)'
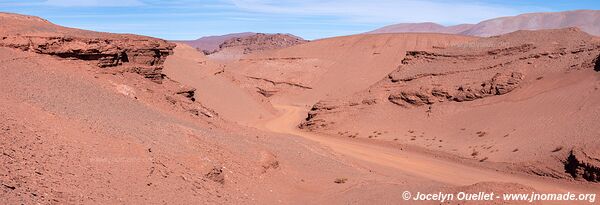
top-left (369, 10), bottom-right (600, 37)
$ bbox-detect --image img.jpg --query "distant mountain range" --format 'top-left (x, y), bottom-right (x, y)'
top-left (368, 10), bottom-right (600, 36)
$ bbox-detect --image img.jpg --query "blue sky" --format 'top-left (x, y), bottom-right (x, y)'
top-left (1, 0), bottom-right (600, 40)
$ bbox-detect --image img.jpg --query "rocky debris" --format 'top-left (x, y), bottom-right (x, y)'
top-left (361, 99), bottom-right (377, 105)
top-left (205, 167), bottom-right (225, 184)
top-left (453, 72), bottom-right (524, 102)
top-left (217, 33), bottom-right (307, 54)
top-left (258, 151), bottom-right (280, 173)
top-left (333, 178), bottom-right (348, 184)
top-left (188, 106), bottom-right (217, 118)
top-left (298, 118), bottom-right (327, 130)
top-left (165, 94), bottom-right (217, 118)
top-left (125, 66), bottom-right (166, 83)
top-left (487, 44), bottom-right (535, 56)
top-left (400, 51), bottom-right (463, 66)
top-left (564, 147), bottom-right (600, 182)
top-left (175, 86), bottom-right (197, 102)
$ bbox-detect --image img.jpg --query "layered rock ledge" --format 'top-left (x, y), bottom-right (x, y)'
top-left (0, 13), bottom-right (175, 83)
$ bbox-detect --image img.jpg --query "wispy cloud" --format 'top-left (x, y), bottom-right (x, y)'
top-left (43, 0), bottom-right (145, 7)
top-left (229, 0), bottom-right (526, 24)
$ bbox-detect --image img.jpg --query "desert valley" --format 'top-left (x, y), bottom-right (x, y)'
top-left (1, 8), bottom-right (600, 204)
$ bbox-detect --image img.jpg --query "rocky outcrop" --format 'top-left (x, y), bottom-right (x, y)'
top-left (205, 167), bottom-right (225, 184)
top-left (175, 86), bottom-right (197, 102)
top-left (389, 72), bottom-right (524, 106)
top-left (165, 92), bottom-right (217, 118)
top-left (564, 147), bottom-right (600, 182)
top-left (454, 72), bottom-right (524, 102)
top-left (0, 35), bottom-right (173, 67)
top-left (0, 36), bottom-right (175, 83)
top-left (0, 13), bottom-right (175, 83)
top-left (300, 101), bottom-right (352, 130)
top-left (218, 33), bottom-right (307, 54)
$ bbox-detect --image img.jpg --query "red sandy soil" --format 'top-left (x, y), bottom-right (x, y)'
top-left (2, 12), bottom-right (600, 204)
top-left (226, 33), bottom-right (476, 106)
top-left (163, 43), bottom-right (277, 126)
top-left (369, 10), bottom-right (600, 37)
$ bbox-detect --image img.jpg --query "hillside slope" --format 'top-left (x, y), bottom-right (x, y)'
top-left (301, 28), bottom-right (600, 182)
top-left (0, 12), bottom-right (414, 204)
top-left (227, 33), bottom-right (477, 106)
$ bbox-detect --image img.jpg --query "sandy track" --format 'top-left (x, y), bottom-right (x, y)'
top-left (263, 104), bottom-right (600, 194)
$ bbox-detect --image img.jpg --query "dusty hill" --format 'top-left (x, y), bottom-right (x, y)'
top-left (369, 10), bottom-right (600, 37)
top-left (166, 30), bottom-right (600, 199)
top-left (174, 32), bottom-right (255, 54)
top-left (226, 33), bottom-right (477, 106)
top-left (301, 28), bottom-right (600, 183)
top-left (163, 43), bottom-right (276, 126)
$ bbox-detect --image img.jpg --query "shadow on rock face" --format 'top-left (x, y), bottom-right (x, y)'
top-left (595, 55), bottom-right (600, 72)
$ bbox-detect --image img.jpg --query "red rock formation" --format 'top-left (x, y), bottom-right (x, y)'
top-left (0, 12), bottom-right (175, 83)
top-left (217, 33), bottom-right (307, 54)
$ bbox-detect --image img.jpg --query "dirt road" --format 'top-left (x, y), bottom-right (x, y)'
top-left (263, 104), bottom-right (600, 194)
